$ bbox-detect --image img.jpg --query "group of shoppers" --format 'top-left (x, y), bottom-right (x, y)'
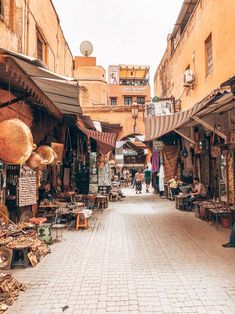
top-left (121, 166), bottom-right (152, 194)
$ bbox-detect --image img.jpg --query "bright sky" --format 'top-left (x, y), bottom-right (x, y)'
top-left (52, 0), bottom-right (183, 95)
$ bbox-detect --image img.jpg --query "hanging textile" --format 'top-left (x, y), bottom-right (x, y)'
top-left (183, 140), bottom-right (193, 170)
top-left (151, 151), bottom-right (160, 172)
top-left (158, 164), bottom-right (165, 192)
top-left (162, 146), bottom-right (180, 183)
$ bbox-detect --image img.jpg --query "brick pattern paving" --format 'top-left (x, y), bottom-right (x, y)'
top-left (8, 188), bottom-right (235, 314)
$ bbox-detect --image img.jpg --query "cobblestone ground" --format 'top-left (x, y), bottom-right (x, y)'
top-left (8, 187), bottom-right (235, 314)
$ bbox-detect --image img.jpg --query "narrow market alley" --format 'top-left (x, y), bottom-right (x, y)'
top-left (8, 188), bottom-right (235, 314)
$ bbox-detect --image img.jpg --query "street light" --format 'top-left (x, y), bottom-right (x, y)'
top-left (131, 102), bottom-right (139, 134)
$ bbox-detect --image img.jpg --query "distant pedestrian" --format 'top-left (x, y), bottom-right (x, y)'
top-left (135, 170), bottom-right (144, 194)
top-left (131, 167), bottom-right (137, 187)
top-left (123, 168), bottom-right (130, 187)
top-left (144, 166), bottom-right (151, 193)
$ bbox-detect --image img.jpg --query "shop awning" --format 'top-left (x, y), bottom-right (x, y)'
top-left (0, 49), bottom-right (82, 117)
top-left (0, 54), bottom-right (62, 119)
top-left (176, 90), bottom-right (235, 142)
top-left (145, 89), bottom-right (230, 141)
top-left (77, 116), bottom-right (119, 155)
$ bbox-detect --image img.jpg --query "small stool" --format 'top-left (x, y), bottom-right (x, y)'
top-left (76, 212), bottom-right (88, 230)
top-left (11, 247), bottom-right (29, 269)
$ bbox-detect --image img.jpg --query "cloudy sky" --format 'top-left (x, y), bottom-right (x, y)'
top-left (52, 0), bottom-right (183, 91)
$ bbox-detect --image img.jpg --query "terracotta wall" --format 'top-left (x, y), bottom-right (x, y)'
top-left (154, 0), bottom-right (235, 110)
top-left (0, 90), bottom-right (33, 127)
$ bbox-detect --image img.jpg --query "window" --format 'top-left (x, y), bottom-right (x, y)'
top-left (110, 98), bottom-right (117, 106)
top-left (205, 34), bottom-right (213, 75)
top-left (137, 97), bottom-right (145, 105)
top-left (0, 0), bottom-right (4, 17)
top-left (124, 97), bottom-right (132, 105)
top-left (36, 28), bottom-right (47, 63)
top-left (37, 36), bottom-right (43, 61)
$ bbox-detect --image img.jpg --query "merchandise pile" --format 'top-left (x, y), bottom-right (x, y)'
top-left (0, 273), bottom-right (25, 313)
top-left (5, 233), bottom-right (50, 267)
top-left (0, 225), bottom-right (51, 268)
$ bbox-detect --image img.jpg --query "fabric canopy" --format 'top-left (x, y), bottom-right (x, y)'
top-left (77, 116), bottom-right (119, 155)
top-left (145, 89), bottom-right (226, 141)
top-left (0, 53), bottom-right (62, 119)
top-left (0, 49), bottom-right (82, 116)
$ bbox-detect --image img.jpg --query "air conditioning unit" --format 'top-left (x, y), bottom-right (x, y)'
top-left (183, 69), bottom-right (195, 87)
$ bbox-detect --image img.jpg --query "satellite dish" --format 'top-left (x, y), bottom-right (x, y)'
top-left (80, 41), bottom-right (93, 57)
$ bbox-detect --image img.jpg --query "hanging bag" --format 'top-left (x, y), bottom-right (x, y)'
top-left (210, 129), bottom-right (221, 158)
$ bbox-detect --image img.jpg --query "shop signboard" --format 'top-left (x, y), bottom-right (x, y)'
top-left (152, 140), bottom-right (164, 152)
top-left (147, 98), bottom-right (174, 117)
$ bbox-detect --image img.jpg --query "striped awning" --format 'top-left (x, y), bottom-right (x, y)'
top-left (77, 116), bottom-right (119, 155)
top-left (145, 89), bottom-right (227, 141)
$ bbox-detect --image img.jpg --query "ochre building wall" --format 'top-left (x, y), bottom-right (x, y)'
top-left (154, 0), bottom-right (235, 110)
top-left (82, 106), bottom-right (146, 139)
top-left (0, 0), bottom-right (73, 76)
top-left (108, 85), bottom-right (151, 106)
top-left (74, 56), bottom-right (108, 107)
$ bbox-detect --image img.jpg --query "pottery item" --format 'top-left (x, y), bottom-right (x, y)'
top-left (0, 118), bottom-right (34, 164)
top-left (26, 152), bottom-right (48, 169)
top-left (35, 145), bottom-right (55, 165)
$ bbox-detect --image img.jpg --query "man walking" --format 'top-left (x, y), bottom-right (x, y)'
top-left (135, 169), bottom-right (144, 194)
top-left (144, 166), bottom-right (151, 193)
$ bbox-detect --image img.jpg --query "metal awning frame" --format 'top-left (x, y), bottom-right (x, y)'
top-left (176, 90), bottom-right (235, 143)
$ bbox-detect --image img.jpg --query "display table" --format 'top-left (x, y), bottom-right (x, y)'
top-left (208, 208), bottom-right (233, 229)
top-left (38, 204), bottom-right (59, 222)
top-left (194, 201), bottom-right (233, 229)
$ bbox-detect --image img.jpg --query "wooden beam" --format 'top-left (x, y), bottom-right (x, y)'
top-left (175, 128), bottom-right (195, 144)
top-left (192, 116), bottom-right (227, 141)
top-left (0, 94), bottom-right (30, 109)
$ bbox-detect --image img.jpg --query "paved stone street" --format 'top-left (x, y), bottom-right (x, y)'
top-left (8, 188), bottom-right (235, 314)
